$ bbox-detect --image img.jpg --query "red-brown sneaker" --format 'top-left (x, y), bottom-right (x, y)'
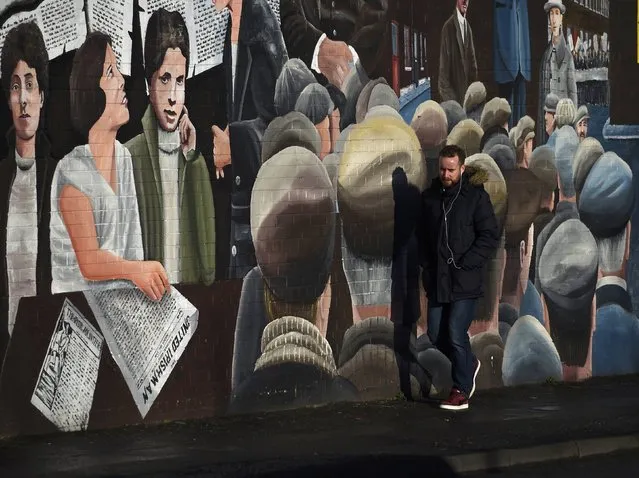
top-left (440, 388), bottom-right (469, 410)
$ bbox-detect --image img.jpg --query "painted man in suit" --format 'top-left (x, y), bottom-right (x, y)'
top-left (493, 0), bottom-right (531, 126)
top-left (438, 0), bottom-right (478, 104)
top-left (211, 0), bottom-right (288, 280)
top-left (537, 1), bottom-right (577, 145)
top-left (127, 9), bottom-right (216, 286)
top-left (280, 0), bottom-right (388, 89)
top-left (0, 22), bottom-right (54, 362)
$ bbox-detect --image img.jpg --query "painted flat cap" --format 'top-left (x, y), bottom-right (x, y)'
top-left (411, 100), bottom-right (448, 152)
top-left (502, 315), bottom-right (563, 386)
top-left (483, 132), bottom-right (516, 157)
top-left (365, 104), bottom-right (403, 121)
top-left (514, 115), bottom-right (535, 151)
top-left (261, 111), bottom-right (321, 163)
top-left (338, 115), bottom-right (427, 258)
top-left (555, 98), bottom-right (576, 129)
top-left (464, 81), bottom-right (487, 114)
top-left (355, 78), bottom-right (399, 123)
top-left (294, 83), bottom-right (334, 124)
top-left (447, 118), bottom-right (484, 157)
top-left (544, 93), bottom-right (559, 113)
top-left (441, 100), bottom-right (466, 134)
top-left (529, 145), bottom-right (558, 192)
top-left (544, 0), bottom-right (566, 13)
top-left (274, 58), bottom-right (317, 117)
top-left (488, 143), bottom-right (517, 172)
top-left (539, 218), bottom-right (598, 310)
top-left (251, 146), bottom-right (336, 303)
top-left (480, 97), bottom-right (511, 132)
top-left (573, 105), bottom-right (590, 127)
top-left (572, 137), bottom-right (604, 198)
top-left (579, 152), bottom-right (635, 238)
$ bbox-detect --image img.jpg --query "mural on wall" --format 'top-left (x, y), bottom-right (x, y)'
top-left (0, 0), bottom-right (637, 438)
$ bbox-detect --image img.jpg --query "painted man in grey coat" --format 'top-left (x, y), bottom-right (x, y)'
top-left (537, 1), bottom-right (577, 145)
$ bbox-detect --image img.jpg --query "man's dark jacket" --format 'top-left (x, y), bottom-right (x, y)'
top-left (280, 0), bottom-right (389, 81)
top-left (0, 130), bottom-right (54, 363)
top-left (418, 165), bottom-right (500, 303)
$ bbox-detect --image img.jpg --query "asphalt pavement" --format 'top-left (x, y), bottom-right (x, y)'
top-left (1, 374), bottom-right (639, 477)
top-left (466, 449), bottom-right (639, 477)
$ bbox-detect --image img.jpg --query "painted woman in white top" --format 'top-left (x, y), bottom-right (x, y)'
top-left (50, 32), bottom-right (169, 301)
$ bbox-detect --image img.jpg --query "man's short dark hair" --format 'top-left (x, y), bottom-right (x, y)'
top-left (144, 8), bottom-right (190, 85)
top-left (439, 144), bottom-right (466, 165)
top-left (69, 32), bottom-right (112, 139)
top-left (1, 22), bottom-right (49, 102)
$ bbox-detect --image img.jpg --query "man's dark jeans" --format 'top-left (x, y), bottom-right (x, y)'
top-left (427, 298), bottom-right (477, 397)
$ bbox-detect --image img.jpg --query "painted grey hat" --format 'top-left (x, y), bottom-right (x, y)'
top-left (543, 93), bottom-right (559, 113)
top-left (502, 315), bottom-right (563, 386)
top-left (410, 100), bottom-right (448, 152)
top-left (528, 145), bottom-right (557, 192)
top-left (447, 119), bottom-right (484, 157)
top-left (573, 105), bottom-right (590, 127)
top-left (579, 152), bottom-right (635, 238)
top-left (261, 111), bottom-right (322, 163)
top-left (544, 0), bottom-right (566, 14)
top-left (514, 115), bottom-right (536, 151)
top-left (251, 146), bottom-right (336, 303)
top-left (464, 81), bottom-right (487, 114)
top-left (538, 218), bottom-right (598, 310)
top-left (487, 143), bottom-right (517, 172)
top-left (480, 97), bottom-right (511, 132)
top-left (355, 78), bottom-right (398, 123)
top-left (294, 83), bottom-right (334, 125)
top-left (572, 137), bottom-right (605, 198)
top-left (441, 100), bottom-right (466, 134)
top-left (364, 104), bottom-right (403, 121)
top-left (274, 58), bottom-right (317, 117)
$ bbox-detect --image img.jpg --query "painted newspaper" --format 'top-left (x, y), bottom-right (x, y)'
top-left (31, 299), bottom-right (103, 432)
top-left (84, 287), bottom-right (198, 418)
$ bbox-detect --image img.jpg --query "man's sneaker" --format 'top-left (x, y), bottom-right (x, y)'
top-left (469, 358), bottom-right (481, 399)
top-left (439, 388), bottom-right (469, 410)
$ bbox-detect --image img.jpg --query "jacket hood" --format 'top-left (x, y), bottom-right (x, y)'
top-left (465, 164), bottom-right (489, 186)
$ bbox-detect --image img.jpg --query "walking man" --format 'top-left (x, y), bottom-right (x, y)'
top-left (418, 145), bottom-right (500, 410)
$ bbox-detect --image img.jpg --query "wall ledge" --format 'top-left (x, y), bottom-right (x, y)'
top-left (602, 119), bottom-right (639, 140)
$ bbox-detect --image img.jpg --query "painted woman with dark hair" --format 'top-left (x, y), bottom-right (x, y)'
top-left (0, 21), bottom-right (54, 359)
top-left (49, 32), bottom-right (170, 301)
